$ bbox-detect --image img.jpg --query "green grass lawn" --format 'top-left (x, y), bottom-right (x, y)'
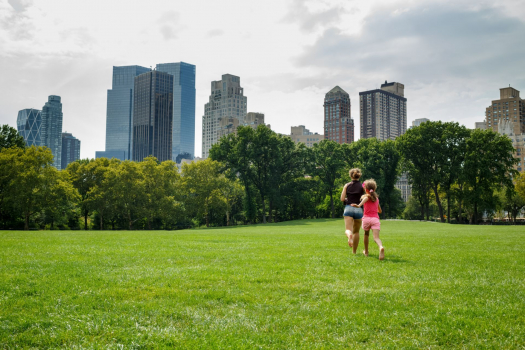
top-left (1, 220), bottom-right (524, 349)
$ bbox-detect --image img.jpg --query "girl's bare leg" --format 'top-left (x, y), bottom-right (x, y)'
top-left (363, 230), bottom-right (370, 256)
top-left (372, 229), bottom-right (385, 260)
top-left (352, 219), bottom-right (361, 254)
top-left (344, 216), bottom-right (353, 247)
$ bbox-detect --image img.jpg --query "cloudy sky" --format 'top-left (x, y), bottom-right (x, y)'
top-left (1, 0), bottom-right (524, 159)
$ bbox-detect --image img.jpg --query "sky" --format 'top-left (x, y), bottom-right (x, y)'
top-left (1, 0), bottom-right (524, 159)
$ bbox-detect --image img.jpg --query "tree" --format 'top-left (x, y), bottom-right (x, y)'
top-left (516, 172), bottom-right (525, 200)
top-left (463, 129), bottom-right (517, 223)
top-left (0, 124), bottom-right (25, 151)
top-left (67, 158), bottom-right (115, 230)
top-left (397, 121), bottom-right (451, 222)
top-left (310, 140), bottom-right (345, 218)
top-left (181, 159), bottom-right (230, 227)
top-left (141, 157), bottom-right (182, 229)
top-left (41, 168), bottom-right (80, 229)
top-left (4, 146), bottom-right (59, 230)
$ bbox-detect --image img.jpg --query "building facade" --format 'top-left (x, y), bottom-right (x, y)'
top-left (290, 125), bottom-right (324, 148)
top-left (485, 87), bottom-right (525, 135)
top-left (132, 71), bottom-right (174, 162)
top-left (360, 81), bottom-right (407, 141)
top-left (202, 74), bottom-right (247, 158)
top-left (324, 86), bottom-right (354, 144)
top-left (395, 172), bottom-right (412, 203)
top-left (475, 121), bottom-right (487, 130)
top-left (498, 119), bottom-right (525, 172)
top-left (156, 62), bottom-right (196, 161)
top-left (98, 65), bottom-right (151, 160)
top-left (61, 133), bottom-right (81, 169)
top-left (41, 95), bottom-right (63, 169)
top-left (17, 108), bottom-right (42, 147)
top-left (412, 118), bottom-right (430, 128)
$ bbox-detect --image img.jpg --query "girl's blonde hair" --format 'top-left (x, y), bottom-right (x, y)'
top-left (349, 168), bottom-right (362, 180)
top-left (361, 179), bottom-right (378, 202)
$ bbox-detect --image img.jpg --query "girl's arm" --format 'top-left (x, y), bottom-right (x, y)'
top-left (378, 203), bottom-right (382, 214)
top-left (351, 196), bottom-right (369, 208)
top-left (340, 183), bottom-right (349, 202)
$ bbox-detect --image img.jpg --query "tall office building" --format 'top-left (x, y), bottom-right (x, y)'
top-left (41, 95), bottom-right (63, 169)
top-left (17, 108), bottom-right (43, 147)
top-left (132, 71), bottom-right (174, 162)
top-left (97, 65), bottom-right (151, 160)
top-left (485, 87), bottom-right (524, 135)
top-left (202, 74), bottom-right (247, 158)
top-left (61, 133), bottom-right (81, 169)
top-left (360, 81), bottom-right (407, 140)
top-left (156, 62), bottom-right (196, 161)
top-left (324, 86), bottom-right (354, 144)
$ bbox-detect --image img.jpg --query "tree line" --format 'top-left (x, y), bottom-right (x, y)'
top-left (1, 121), bottom-right (524, 230)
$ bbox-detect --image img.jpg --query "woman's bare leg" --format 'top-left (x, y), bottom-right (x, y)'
top-left (352, 219), bottom-right (361, 254)
top-left (344, 216), bottom-right (353, 247)
top-left (372, 229), bottom-right (385, 260)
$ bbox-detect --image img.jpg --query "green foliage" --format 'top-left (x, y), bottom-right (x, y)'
top-left (1, 221), bottom-right (525, 348)
top-left (0, 124), bottom-right (25, 151)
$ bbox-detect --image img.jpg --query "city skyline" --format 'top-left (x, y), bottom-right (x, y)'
top-left (1, 0), bottom-right (524, 159)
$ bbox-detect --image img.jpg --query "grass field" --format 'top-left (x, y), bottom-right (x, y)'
top-left (1, 220), bottom-right (524, 349)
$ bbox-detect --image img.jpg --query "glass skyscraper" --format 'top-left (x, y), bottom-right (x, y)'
top-left (156, 62), bottom-right (196, 161)
top-left (97, 65), bottom-right (151, 160)
top-left (61, 132), bottom-right (81, 169)
top-left (132, 71), bottom-right (174, 162)
top-left (41, 95), bottom-right (63, 169)
top-left (17, 108), bottom-right (43, 147)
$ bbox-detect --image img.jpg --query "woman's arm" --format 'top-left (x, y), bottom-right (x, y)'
top-left (351, 196), bottom-right (368, 208)
top-left (378, 203), bottom-right (382, 214)
top-left (340, 183), bottom-right (349, 202)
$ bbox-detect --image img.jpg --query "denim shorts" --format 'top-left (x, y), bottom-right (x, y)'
top-left (343, 205), bottom-right (363, 219)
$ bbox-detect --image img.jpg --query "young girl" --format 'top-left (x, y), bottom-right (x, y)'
top-left (351, 179), bottom-right (385, 260)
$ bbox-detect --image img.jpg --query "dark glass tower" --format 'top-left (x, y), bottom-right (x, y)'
top-left (17, 108), bottom-right (43, 147)
top-left (41, 95), bottom-right (63, 169)
top-left (324, 86), bottom-right (354, 144)
top-left (156, 62), bottom-right (196, 161)
top-left (132, 71), bottom-right (174, 162)
top-left (97, 65), bottom-right (151, 160)
top-left (61, 133), bottom-right (81, 169)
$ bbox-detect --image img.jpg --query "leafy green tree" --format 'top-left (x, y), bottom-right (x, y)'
top-left (41, 169), bottom-right (80, 229)
top-left (141, 157), bottom-right (182, 229)
top-left (181, 159), bottom-right (230, 227)
top-left (463, 129), bottom-right (517, 223)
top-left (4, 146), bottom-right (59, 230)
top-left (397, 122), bottom-right (450, 222)
top-left (310, 140), bottom-right (345, 218)
top-left (345, 138), bottom-right (402, 218)
top-left (0, 124), bottom-right (25, 151)
top-left (67, 158), bottom-right (114, 230)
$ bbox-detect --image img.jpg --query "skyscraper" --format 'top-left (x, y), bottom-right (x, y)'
top-left (360, 81), bottom-right (407, 141)
top-left (156, 62), bottom-right (196, 161)
top-left (324, 86), bottom-right (354, 144)
top-left (202, 74), bottom-right (247, 158)
top-left (485, 87), bottom-right (524, 135)
top-left (41, 95), bottom-right (63, 169)
top-left (17, 108), bottom-right (42, 147)
top-left (61, 133), bottom-right (81, 169)
top-left (97, 65), bottom-right (151, 160)
top-left (132, 71), bottom-right (174, 162)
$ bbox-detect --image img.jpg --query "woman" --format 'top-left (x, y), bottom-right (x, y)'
top-left (340, 168), bottom-right (365, 254)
